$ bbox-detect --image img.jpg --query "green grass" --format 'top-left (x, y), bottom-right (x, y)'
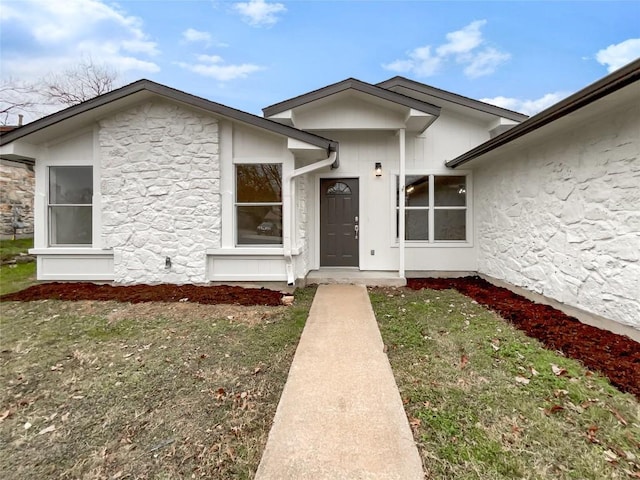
top-left (0, 262), bottom-right (36, 295)
top-left (0, 238), bottom-right (33, 262)
top-left (0, 238), bottom-right (36, 295)
top-left (371, 287), bottom-right (640, 480)
top-left (0, 287), bottom-right (316, 479)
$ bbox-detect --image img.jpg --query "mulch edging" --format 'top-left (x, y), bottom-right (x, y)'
top-left (407, 277), bottom-right (640, 400)
top-left (0, 282), bottom-right (284, 306)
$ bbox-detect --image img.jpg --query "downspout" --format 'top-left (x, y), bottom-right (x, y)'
top-left (398, 128), bottom-right (406, 279)
top-left (283, 149), bottom-right (338, 285)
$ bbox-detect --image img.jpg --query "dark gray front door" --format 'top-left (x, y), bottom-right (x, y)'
top-left (320, 178), bottom-right (359, 267)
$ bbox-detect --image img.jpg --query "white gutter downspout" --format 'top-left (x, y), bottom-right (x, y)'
top-left (398, 128), bottom-right (406, 280)
top-left (283, 150), bottom-right (338, 285)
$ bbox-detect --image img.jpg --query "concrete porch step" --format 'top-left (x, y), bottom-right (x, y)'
top-left (305, 269), bottom-right (406, 287)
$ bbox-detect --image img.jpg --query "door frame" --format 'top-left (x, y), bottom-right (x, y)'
top-left (313, 173), bottom-right (362, 270)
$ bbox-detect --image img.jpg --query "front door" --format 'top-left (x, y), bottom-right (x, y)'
top-left (320, 178), bottom-right (359, 267)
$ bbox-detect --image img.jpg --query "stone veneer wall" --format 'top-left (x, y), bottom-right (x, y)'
top-left (474, 101), bottom-right (639, 329)
top-left (99, 100), bottom-right (220, 284)
top-left (0, 159), bottom-right (34, 239)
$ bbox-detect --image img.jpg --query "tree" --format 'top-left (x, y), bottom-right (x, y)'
top-left (41, 59), bottom-right (118, 107)
top-left (0, 58), bottom-right (120, 125)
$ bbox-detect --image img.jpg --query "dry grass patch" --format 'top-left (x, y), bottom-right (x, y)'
top-left (0, 288), bottom-right (315, 479)
top-left (370, 287), bottom-right (640, 480)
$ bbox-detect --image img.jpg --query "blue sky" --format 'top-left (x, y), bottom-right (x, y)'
top-left (1, 0), bottom-right (639, 122)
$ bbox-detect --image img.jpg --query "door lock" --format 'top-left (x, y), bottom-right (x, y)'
top-left (354, 224), bottom-right (359, 240)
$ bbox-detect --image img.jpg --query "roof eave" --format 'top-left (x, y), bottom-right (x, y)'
top-left (0, 79), bottom-right (338, 155)
top-left (262, 78), bottom-right (441, 118)
top-left (446, 59), bottom-right (640, 169)
top-left (377, 76), bottom-right (529, 122)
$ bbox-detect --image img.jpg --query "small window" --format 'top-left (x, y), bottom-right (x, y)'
top-left (326, 182), bottom-right (352, 195)
top-left (48, 166), bottom-right (93, 245)
top-left (396, 174), bottom-right (468, 242)
top-left (236, 164), bottom-right (283, 245)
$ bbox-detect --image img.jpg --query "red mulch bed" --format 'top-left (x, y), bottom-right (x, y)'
top-left (0, 282), bottom-right (284, 306)
top-left (407, 277), bottom-right (640, 400)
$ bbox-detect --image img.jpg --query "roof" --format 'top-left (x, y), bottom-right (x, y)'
top-left (377, 76), bottom-right (529, 122)
top-left (0, 79), bottom-right (338, 154)
top-left (262, 77), bottom-right (441, 118)
top-left (446, 58), bottom-right (640, 168)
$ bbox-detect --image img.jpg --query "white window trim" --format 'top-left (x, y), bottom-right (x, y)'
top-left (47, 165), bottom-right (94, 247)
top-left (234, 163), bottom-right (284, 247)
top-left (391, 170), bottom-right (473, 247)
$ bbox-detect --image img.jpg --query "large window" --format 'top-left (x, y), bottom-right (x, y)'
top-left (397, 174), bottom-right (467, 242)
top-left (48, 166), bottom-right (93, 246)
top-left (235, 164), bottom-right (282, 245)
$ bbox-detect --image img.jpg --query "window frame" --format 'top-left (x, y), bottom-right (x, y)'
top-left (47, 165), bottom-right (94, 247)
top-left (234, 163), bottom-right (283, 247)
top-left (394, 171), bottom-right (472, 246)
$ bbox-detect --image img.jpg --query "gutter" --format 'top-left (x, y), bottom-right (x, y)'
top-left (283, 149), bottom-right (338, 285)
top-left (446, 58), bottom-right (640, 168)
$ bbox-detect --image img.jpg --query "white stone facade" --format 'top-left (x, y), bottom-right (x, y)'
top-left (99, 100), bottom-right (221, 284)
top-left (475, 101), bottom-right (640, 329)
top-left (0, 159), bottom-right (34, 239)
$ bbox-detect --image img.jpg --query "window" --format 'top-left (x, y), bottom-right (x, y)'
top-left (48, 166), bottom-right (93, 245)
top-left (396, 174), bottom-right (467, 242)
top-left (235, 164), bottom-right (282, 245)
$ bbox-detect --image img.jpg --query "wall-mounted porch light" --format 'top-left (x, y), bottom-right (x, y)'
top-left (375, 162), bottom-right (382, 177)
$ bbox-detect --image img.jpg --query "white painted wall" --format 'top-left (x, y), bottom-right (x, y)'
top-left (474, 95), bottom-right (640, 329)
top-left (100, 100), bottom-right (221, 284)
top-left (305, 120), bottom-right (481, 273)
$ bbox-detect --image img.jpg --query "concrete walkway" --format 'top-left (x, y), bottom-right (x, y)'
top-left (255, 284), bottom-right (424, 479)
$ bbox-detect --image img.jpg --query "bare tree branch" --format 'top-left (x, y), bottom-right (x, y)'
top-left (1, 58), bottom-right (120, 125)
top-left (40, 58), bottom-right (119, 106)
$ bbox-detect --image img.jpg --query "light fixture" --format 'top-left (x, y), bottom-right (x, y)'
top-left (375, 162), bottom-right (382, 177)
top-left (406, 185), bottom-right (415, 194)
top-left (458, 185), bottom-right (466, 194)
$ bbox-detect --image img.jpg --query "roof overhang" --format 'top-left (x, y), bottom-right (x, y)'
top-left (377, 76), bottom-right (529, 123)
top-left (446, 58), bottom-right (640, 168)
top-left (263, 78), bottom-right (440, 132)
top-left (0, 79), bottom-right (338, 158)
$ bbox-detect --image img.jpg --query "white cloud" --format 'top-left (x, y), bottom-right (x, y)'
top-left (176, 55), bottom-right (263, 81)
top-left (480, 92), bottom-right (569, 116)
top-left (183, 28), bottom-right (212, 46)
top-left (437, 20), bottom-right (486, 56)
top-left (596, 38), bottom-right (640, 72)
top-left (383, 20), bottom-right (510, 78)
top-left (463, 47), bottom-right (511, 78)
top-left (0, 0), bottom-right (159, 82)
top-left (233, 0), bottom-right (286, 27)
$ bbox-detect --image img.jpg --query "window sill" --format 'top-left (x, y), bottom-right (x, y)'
top-left (391, 242), bottom-right (474, 248)
top-left (207, 247), bottom-right (286, 256)
top-left (29, 248), bottom-right (113, 255)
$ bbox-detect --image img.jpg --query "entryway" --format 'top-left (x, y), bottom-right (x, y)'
top-left (319, 178), bottom-right (359, 267)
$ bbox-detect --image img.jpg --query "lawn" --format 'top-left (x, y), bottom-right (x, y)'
top-left (371, 287), bottom-right (640, 480)
top-left (0, 238), bottom-right (36, 296)
top-left (0, 288), bottom-right (315, 479)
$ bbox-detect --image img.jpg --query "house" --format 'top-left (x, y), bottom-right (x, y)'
top-left (1, 124), bottom-right (34, 239)
top-left (0, 60), bottom-right (638, 334)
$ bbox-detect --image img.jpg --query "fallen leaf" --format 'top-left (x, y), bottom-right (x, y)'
top-left (545, 404), bottom-right (564, 415)
top-left (603, 449), bottom-right (618, 463)
top-left (409, 417), bottom-right (421, 429)
top-left (514, 376), bottom-right (530, 385)
top-left (609, 407), bottom-right (628, 426)
top-left (551, 364), bottom-right (567, 376)
top-left (460, 355), bottom-right (469, 369)
top-left (586, 425), bottom-right (599, 444)
top-left (554, 389), bottom-right (569, 398)
top-left (37, 425), bottom-right (55, 435)
top-left (253, 366), bottom-right (262, 375)
top-left (24, 421), bottom-right (32, 430)
top-left (530, 367), bottom-right (539, 376)
top-left (0, 409), bottom-right (12, 422)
